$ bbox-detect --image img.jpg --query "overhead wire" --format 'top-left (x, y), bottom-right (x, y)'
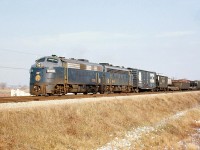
top-left (0, 65), bottom-right (29, 70)
top-left (0, 48), bottom-right (40, 71)
top-left (0, 48), bottom-right (44, 56)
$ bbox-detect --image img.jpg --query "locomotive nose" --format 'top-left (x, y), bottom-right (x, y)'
top-left (30, 67), bottom-right (45, 95)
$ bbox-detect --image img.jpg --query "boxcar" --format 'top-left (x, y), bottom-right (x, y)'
top-left (156, 75), bottom-right (168, 91)
top-left (128, 68), bottom-right (156, 92)
top-left (190, 80), bottom-right (200, 90)
top-left (195, 81), bottom-right (200, 90)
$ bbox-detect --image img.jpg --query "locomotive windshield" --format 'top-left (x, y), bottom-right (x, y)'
top-left (47, 58), bottom-right (58, 63)
top-left (36, 57), bottom-right (46, 62)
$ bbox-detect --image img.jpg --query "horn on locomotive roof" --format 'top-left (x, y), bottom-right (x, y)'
top-left (59, 56), bottom-right (65, 59)
top-left (99, 63), bottom-right (110, 66)
top-left (78, 59), bottom-right (89, 62)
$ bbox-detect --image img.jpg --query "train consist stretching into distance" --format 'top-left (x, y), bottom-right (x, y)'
top-left (30, 55), bottom-right (200, 96)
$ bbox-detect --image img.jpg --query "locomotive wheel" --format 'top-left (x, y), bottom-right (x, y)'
top-left (99, 91), bottom-right (104, 94)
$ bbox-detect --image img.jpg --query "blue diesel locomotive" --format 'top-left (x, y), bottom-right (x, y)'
top-left (30, 55), bottom-right (133, 96)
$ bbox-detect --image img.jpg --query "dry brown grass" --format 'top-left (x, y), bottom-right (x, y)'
top-left (0, 91), bottom-right (200, 149)
top-left (132, 107), bottom-right (200, 149)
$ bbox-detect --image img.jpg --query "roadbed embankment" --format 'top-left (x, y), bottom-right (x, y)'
top-left (1, 91), bottom-right (200, 149)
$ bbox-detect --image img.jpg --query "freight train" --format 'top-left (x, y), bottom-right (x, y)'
top-left (30, 55), bottom-right (200, 96)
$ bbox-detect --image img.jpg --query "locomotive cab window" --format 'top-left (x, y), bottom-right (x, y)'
top-left (47, 58), bottom-right (58, 63)
top-left (36, 57), bottom-right (46, 62)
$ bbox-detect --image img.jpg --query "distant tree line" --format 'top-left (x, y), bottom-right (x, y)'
top-left (18, 85), bottom-right (29, 90)
top-left (0, 82), bottom-right (29, 90)
top-left (0, 82), bottom-right (7, 89)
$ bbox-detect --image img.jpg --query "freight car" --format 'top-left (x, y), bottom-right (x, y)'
top-left (156, 75), bottom-right (168, 91)
top-left (190, 80), bottom-right (200, 90)
top-left (128, 68), bottom-right (156, 92)
top-left (30, 55), bottom-right (133, 96)
top-left (172, 79), bottom-right (190, 91)
top-left (167, 78), bottom-right (179, 91)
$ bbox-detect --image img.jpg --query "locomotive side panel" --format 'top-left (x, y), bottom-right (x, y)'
top-left (103, 66), bottom-right (132, 86)
top-left (111, 73), bottom-right (131, 86)
top-left (61, 60), bottom-right (103, 94)
top-left (67, 68), bottom-right (101, 85)
top-left (101, 65), bottom-right (133, 93)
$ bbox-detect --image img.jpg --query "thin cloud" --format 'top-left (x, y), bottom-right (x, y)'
top-left (155, 31), bottom-right (195, 38)
top-left (9, 31), bottom-right (144, 50)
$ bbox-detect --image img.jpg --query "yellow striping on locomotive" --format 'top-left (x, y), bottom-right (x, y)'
top-left (35, 75), bottom-right (41, 81)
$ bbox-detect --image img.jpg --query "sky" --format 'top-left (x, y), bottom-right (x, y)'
top-left (0, 0), bottom-right (200, 86)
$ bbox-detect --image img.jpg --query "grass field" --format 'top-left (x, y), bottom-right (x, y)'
top-left (0, 91), bottom-right (200, 149)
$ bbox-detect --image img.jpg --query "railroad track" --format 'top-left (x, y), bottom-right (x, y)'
top-left (0, 91), bottom-right (182, 103)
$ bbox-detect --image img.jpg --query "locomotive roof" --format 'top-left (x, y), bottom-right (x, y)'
top-left (127, 67), bottom-right (156, 73)
top-left (60, 57), bottom-right (102, 66)
top-left (156, 75), bottom-right (168, 78)
top-left (35, 56), bottom-right (102, 67)
top-left (37, 56), bottom-right (133, 69)
top-left (61, 57), bottom-right (130, 71)
top-left (103, 65), bottom-right (131, 72)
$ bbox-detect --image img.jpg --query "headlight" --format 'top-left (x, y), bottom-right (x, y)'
top-left (47, 69), bottom-right (56, 73)
top-left (36, 63), bottom-right (41, 68)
